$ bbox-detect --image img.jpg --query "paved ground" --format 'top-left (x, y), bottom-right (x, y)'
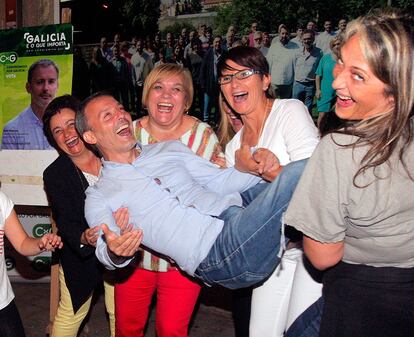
top-left (13, 282), bottom-right (236, 337)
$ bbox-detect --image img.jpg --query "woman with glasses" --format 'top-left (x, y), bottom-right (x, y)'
top-left (217, 46), bottom-right (321, 337)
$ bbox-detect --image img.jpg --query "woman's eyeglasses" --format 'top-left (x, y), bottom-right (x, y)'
top-left (218, 69), bottom-right (262, 85)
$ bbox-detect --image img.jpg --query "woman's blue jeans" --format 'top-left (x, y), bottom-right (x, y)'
top-left (194, 159), bottom-right (307, 289)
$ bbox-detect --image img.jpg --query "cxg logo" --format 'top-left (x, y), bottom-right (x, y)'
top-left (0, 52), bottom-right (18, 64)
top-left (32, 256), bottom-right (51, 273)
top-left (5, 256), bottom-right (16, 271)
top-left (32, 223), bottom-right (52, 238)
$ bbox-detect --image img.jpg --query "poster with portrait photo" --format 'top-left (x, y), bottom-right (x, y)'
top-left (0, 23), bottom-right (73, 150)
top-left (0, 24), bottom-right (72, 282)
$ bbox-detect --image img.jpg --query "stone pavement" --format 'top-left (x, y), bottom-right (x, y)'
top-left (13, 282), bottom-right (236, 337)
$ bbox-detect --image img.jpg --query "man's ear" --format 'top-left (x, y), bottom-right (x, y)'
top-left (82, 130), bottom-right (97, 145)
top-left (26, 82), bottom-right (31, 94)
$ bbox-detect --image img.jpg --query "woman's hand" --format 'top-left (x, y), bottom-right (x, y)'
top-left (211, 153), bottom-right (227, 168)
top-left (315, 88), bottom-right (322, 100)
top-left (39, 233), bottom-right (63, 252)
top-left (252, 148), bottom-right (282, 181)
top-left (210, 145), bottom-right (227, 168)
top-left (113, 207), bottom-right (134, 234)
top-left (235, 144), bottom-right (259, 173)
top-left (80, 226), bottom-right (100, 247)
top-left (235, 145), bottom-right (282, 181)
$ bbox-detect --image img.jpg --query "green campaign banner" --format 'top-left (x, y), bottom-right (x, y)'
top-left (0, 24), bottom-right (73, 149)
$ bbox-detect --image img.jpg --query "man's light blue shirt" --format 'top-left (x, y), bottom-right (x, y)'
top-left (1, 106), bottom-right (53, 150)
top-left (85, 141), bottom-right (261, 275)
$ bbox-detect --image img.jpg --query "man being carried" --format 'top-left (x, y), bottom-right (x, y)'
top-left (77, 93), bottom-right (306, 289)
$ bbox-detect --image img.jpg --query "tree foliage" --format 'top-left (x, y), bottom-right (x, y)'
top-left (119, 0), bottom-right (161, 38)
top-left (215, 0), bottom-right (414, 35)
top-left (190, 0), bottom-right (203, 13)
top-left (161, 22), bottom-right (197, 39)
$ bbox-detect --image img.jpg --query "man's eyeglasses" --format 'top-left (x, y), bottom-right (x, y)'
top-left (218, 69), bottom-right (262, 85)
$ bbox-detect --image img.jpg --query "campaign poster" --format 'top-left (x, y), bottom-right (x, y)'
top-left (0, 24), bottom-right (72, 281)
top-left (0, 23), bottom-right (73, 150)
top-left (5, 214), bottom-right (53, 283)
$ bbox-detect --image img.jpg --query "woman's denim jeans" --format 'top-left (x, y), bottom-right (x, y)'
top-left (195, 159), bottom-right (307, 289)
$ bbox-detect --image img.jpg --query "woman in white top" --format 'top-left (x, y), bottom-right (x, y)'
top-left (0, 190), bottom-right (62, 337)
top-left (217, 46), bottom-right (321, 337)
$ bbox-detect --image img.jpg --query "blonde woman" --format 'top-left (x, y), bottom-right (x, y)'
top-left (217, 93), bottom-right (243, 150)
top-left (115, 64), bottom-right (223, 337)
top-left (286, 8), bottom-right (414, 337)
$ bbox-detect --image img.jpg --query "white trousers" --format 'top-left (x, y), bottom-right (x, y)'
top-left (249, 248), bottom-right (322, 337)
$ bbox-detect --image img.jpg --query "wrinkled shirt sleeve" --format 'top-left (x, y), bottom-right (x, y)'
top-left (182, 147), bottom-right (262, 193)
top-left (85, 186), bottom-right (134, 270)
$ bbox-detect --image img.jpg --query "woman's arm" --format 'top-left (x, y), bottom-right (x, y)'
top-left (201, 124), bottom-right (227, 168)
top-left (303, 235), bottom-right (344, 270)
top-left (5, 209), bottom-right (62, 256)
top-left (281, 100), bottom-right (319, 162)
top-left (315, 75), bottom-right (322, 100)
top-left (44, 167), bottom-right (95, 258)
top-left (284, 135), bottom-right (349, 270)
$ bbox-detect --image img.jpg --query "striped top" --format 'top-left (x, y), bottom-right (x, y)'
top-left (133, 117), bottom-right (224, 272)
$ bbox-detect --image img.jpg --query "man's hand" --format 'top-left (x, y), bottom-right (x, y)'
top-left (101, 223), bottom-right (143, 264)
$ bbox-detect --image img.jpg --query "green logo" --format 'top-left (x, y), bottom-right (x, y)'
top-left (32, 256), bottom-right (51, 272)
top-left (0, 52), bottom-right (18, 64)
top-left (5, 256), bottom-right (15, 271)
top-left (32, 223), bottom-right (51, 238)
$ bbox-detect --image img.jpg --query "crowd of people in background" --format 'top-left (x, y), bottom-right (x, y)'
top-left (67, 18), bottom-right (346, 337)
top-left (72, 19), bottom-right (347, 129)
top-left (2, 8), bottom-right (414, 337)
